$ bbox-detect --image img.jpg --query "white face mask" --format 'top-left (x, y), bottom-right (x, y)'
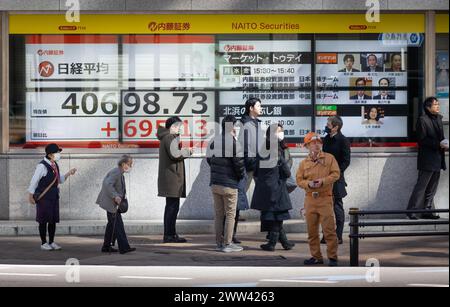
top-left (170, 124), bottom-right (182, 135)
top-left (53, 153), bottom-right (61, 162)
top-left (278, 132), bottom-right (285, 141)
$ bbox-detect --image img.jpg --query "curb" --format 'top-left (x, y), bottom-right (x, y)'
top-left (0, 219), bottom-right (448, 236)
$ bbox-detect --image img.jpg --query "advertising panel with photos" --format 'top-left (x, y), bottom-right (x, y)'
top-left (314, 37), bottom-right (416, 143)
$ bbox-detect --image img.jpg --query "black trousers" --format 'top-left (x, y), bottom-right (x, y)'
top-left (262, 220), bottom-right (284, 233)
top-left (333, 198), bottom-right (345, 240)
top-left (38, 223), bottom-right (56, 245)
top-left (407, 170), bottom-right (441, 215)
top-left (164, 197), bottom-right (180, 237)
top-left (103, 211), bottom-right (130, 253)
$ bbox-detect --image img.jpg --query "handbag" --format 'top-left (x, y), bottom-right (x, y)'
top-left (118, 198), bottom-right (129, 214)
top-left (279, 156), bottom-right (297, 194)
top-left (286, 174), bottom-right (298, 194)
top-left (33, 176), bottom-right (57, 202)
top-left (116, 175), bottom-right (129, 214)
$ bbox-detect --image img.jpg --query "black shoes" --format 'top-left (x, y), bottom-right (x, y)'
top-left (163, 235), bottom-right (187, 243)
top-left (101, 247), bottom-right (118, 253)
top-left (406, 214), bottom-right (419, 220)
top-left (232, 237), bottom-right (242, 244)
top-left (304, 258), bottom-right (324, 265)
top-left (421, 214), bottom-right (440, 220)
top-left (304, 258), bottom-right (337, 266)
top-left (321, 237), bottom-right (343, 245)
top-left (261, 230), bottom-right (295, 251)
top-left (120, 247), bottom-right (136, 255)
top-left (407, 214), bottom-right (440, 220)
top-left (260, 232), bottom-right (279, 252)
top-left (279, 229), bottom-right (295, 250)
top-left (102, 246), bottom-right (135, 254)
top-left (328, 259), bottom-right (339, 267)
top-left (260, 243), bottom-right (276, 252)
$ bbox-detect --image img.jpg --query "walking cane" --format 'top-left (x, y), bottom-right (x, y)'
top-left (110, 206), bottom-right (119, 254)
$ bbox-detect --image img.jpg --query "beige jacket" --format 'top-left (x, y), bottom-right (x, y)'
top-left (296, 151), bottom-right (340, 204)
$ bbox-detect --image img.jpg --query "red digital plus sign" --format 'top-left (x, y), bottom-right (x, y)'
top-left (101, 122), bottom-right (117, 137)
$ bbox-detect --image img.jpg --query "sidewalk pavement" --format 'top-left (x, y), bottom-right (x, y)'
top-left (0, 233), bottom-right (448, 268)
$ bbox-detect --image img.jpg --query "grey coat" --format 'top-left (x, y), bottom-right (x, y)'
top-left (96, 167), bottom-right (126, 213)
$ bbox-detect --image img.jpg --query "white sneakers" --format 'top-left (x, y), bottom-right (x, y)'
top-left (50, 243), bottom-right (62, 250)
top-left (40, 243), bottom-right (53, 251)
top-left (41, 243), bottom-right (62, 251)
top-left (222, 243), bottom-right (244, 253)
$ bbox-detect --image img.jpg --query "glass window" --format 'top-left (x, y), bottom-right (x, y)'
top-left (216, 34), bottom-right (313, 143)
top-left (9, 33), bottom-right (425, 149)
top-left (10, 34), bottom-right (215, 149)
top-left (436, 33), bottom-right (449, 129)
top-left (315, 33), bottom-right (424, 147)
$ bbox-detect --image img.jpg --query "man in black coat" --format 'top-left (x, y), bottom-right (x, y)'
top-left (239, 98), bottom-right (263, 179)
top-left (234, 97), bottom-right (264, 244)
top-left (407, 97), bottom-right (448, 220)
top-left (321, 116), bottom-right (351, 244)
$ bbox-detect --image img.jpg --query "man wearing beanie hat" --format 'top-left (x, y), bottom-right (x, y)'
top-left (296, 132), bottom-right (341, 267)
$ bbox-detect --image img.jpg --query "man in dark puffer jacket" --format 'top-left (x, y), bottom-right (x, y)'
top-left (207, 116), bottom-right (246, 253)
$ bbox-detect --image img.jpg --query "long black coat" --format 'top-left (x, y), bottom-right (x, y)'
top-left (251, 147), bottom-right (293, 213)
top-left (323, 132), bottom-right (351, 199)
top-left (416, 110), bottom-right (447, 172)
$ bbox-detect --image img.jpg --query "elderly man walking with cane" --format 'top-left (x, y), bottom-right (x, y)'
top-left (96, 155), bottom-right (136, 255)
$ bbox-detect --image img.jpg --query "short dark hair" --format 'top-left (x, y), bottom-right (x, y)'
top-left (221, 115), bottom-right (237, 133)
top-left (366, 107), bottom-right (382, 121)
top-left (328, 116), bottom-right (344, 131)
top-left (378, 78), bottom-right (390, 85)
top-left (423, 97), bottom-right (438, 111)
top-left (355, 78), bottom-right (367, 86)
top-left (391, 53), bottom-right (401, 61)
top-left (244, 97), bottom-right (261, 116)
top-left (165, 116), bottom-right (182, 129)
top-left (45, 143), bottom-right (62, 159)
top-left (118, 154), bottom-right (133, 167)
top-left (343, 54), bottom-right (355, 63)
top-left (368, 54), bottom-right (378, 61)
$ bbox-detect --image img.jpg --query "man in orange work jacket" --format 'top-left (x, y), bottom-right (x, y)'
top-left (296, 132), bottom-right (341, 267)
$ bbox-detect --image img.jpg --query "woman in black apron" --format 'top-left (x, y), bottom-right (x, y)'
top-left (28, 144), bottom-right (77, 251)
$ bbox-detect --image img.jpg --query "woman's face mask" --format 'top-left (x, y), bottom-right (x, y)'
top-left (278, 132), bottom-right (285, 141)
top-left (170, 123), bottom-right (182, 135)
top-left (53, 153), bottom-right (61, 162)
